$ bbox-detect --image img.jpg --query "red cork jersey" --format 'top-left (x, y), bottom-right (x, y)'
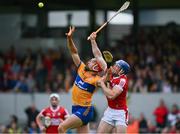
top-left (107, 74), bottom-right (128, 110)
top-left (40, 106), bottom-right (69, 133)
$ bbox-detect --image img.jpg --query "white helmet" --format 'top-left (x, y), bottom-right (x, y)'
top-left (49, 93), bottom-right (60, 101)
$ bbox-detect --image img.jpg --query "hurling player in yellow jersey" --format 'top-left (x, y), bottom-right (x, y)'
top-left (58, 26), bottom-right (107, 133)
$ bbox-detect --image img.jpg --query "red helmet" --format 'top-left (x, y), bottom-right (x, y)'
top-left (86, 58), bottom-right (102, 72)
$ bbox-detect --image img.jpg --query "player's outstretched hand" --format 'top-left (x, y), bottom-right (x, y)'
top-left (89, 32), bottom-right (97, 41)
top-left (65, 26), bottom-right (75, 38)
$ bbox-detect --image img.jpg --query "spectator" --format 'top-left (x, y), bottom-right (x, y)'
top-left (8, 73), bottom-right (19, 91)
top-left (8, 115), bottom-right (18, 126)
top-left (139, 113), bottom-right (148, 133)
top-left (0, 124), bottom-right (8, 133)
top-left (5, 46), bottom-right (16, 61)
top-left (162, 80), bottom-right (172, 93)
top-left (53, 48), bottom-right (66, 74)
top-left (70, 64), bottom-right (77, 83)
top-left (26, 73), bottom-right (36, 92)
top-left (29, 121), bottom-right (40, 134)
top-left (153, 99), bottom-right (169, 130)
top-left (8, 122), bottom-right (22, 134)
top-left (167, 104), bottom-right (179, 127)
top-left (22, 126), bottom-right (29, 134)
top-left (53, 73), bottom-right (64, 92)
top-left (44, 82), bottom-right (52, 93)
top-left (0, 73), bottom-right (10, 91)
top-left (8, 115), bottom-right (22, 134)
top-left (13, 74), bottom-right (28, 92)
top-left (11, 59), bottom-right (20, 75)
top-left (0, 54), bottom-right (4, 69)
top-left (35, 63), bottom-right (47, 92)
top-left (175, 118), bottom-right (180, 133)
top-left (0, 24), bottom-right (179, 93)
top-left (64, 69), bottom-right (72, 92)
top-left (3, 59), bottom-right (12, 75)
top-left (25, 104), bottom-right (39, 127)
top-left (127, 114), bottom-right (139, 134)
top-left (43, 54), bottom-right (53, 79)
top-left (147, 119), bottom-right (156, 133)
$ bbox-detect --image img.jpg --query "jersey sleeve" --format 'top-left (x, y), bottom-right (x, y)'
top-left (77, 62), bottom-right (85, 73)
top-left (113, 78), bottom-right (126, 91)
top-left (39, 108), bottom-right (46, 117)
top-left (64, 108), bottom-right (70, 119)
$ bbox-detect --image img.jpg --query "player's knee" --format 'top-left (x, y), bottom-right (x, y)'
top-left (58, 125), bottom-right (65, 133)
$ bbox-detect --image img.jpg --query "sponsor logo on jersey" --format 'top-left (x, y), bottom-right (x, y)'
top-left (76, 111), bottom-right (81, 115)
top-left (74, 75), bottom-right (95, 93)
top-left (51, 118), bottom-right (61, 126)
top-left (78, 80), bottom-right (84, 85)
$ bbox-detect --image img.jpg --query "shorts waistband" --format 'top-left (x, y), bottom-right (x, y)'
top-left (107, 106), bottom-right (127, 112)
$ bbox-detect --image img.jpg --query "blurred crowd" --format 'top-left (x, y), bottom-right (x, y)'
top-left (0, 46), bottom-right (76, 93)
top-left (127, 99), bottom-right (180, 133)
top-left (0, 104), bottom-right (40, 134)
top-left (0, 24), bottom-right (180, 93)
top-left (109, 23), bottom-right (180, 93)
top-left (0, 99), bottom-right (179, 133)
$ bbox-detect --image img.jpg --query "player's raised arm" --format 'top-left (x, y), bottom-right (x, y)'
top-left (66, 26), bottom-right (81, 67)
top-left (89, 32), bottom-right (107, 71)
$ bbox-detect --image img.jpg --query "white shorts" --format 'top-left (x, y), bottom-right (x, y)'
top-left (101, 107), bottom-right (128, 127)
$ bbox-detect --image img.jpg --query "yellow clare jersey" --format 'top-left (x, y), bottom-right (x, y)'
top-left (72, 62), bottom-right (100, 106)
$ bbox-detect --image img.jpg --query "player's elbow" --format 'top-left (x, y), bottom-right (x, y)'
top-left (36, 114), bottom-right (43, 124)
top-left (36, 115), bottom-right (40, 124)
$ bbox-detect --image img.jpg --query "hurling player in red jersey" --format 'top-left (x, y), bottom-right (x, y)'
top-left (36, 93), bottom-right (69, 133)
top-left (97, 60), bottom-right (130, 133)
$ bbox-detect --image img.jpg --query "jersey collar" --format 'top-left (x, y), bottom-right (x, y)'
top-left (50, 106), bottom-right (60, 112)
